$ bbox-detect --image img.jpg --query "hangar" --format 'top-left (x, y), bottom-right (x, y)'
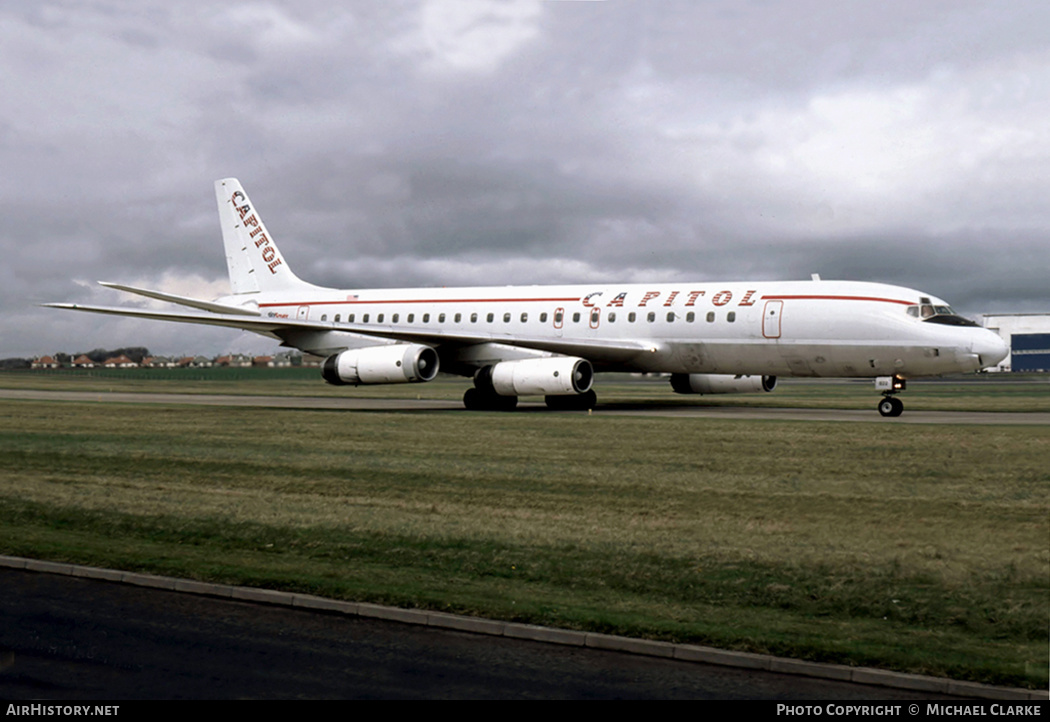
top-left (980, 313), bottom-right (1050, 372)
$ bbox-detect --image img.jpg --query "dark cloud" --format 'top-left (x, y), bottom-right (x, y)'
top-left (2, 0), bottom-right (1047, 358)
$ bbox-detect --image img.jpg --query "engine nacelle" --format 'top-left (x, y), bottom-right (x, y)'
top-left (322, 344), bottom-right (439, 385)
top-left (670, 373), bottom-right (777, 395)
top-left (476, 357), bottom-right (593, 397)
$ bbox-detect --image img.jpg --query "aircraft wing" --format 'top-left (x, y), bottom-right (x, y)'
top-left (96, 282), bottom-right (261, 316)
top-left (41, 302), bottom-right (657, 364)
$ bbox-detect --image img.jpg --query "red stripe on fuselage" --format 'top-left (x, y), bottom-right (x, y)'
top-left (760, 294), bottom-right (912, 305)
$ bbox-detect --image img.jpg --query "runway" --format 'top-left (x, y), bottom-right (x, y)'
top-left (2, 388), bottom-right (1048, 425)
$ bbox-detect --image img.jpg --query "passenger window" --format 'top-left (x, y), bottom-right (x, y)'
top-left (520, 313), bottom-right (528, 323)
top-left (706, 312), bottom-right (715, 322)
top-left (407, 313), bottom-right (414, 323)
top-left (363, 313), bottom-right (370, 323)
top-left (647, 312), bottom-right (655, 323)
top-left (686, 312), bottom-right (694, 323)
top-left (486, 313), bottom-right (494, 323)
top-left (321, 314), bottom-right (328, 321)
top-left (422, 313), bottom-right (429, 323)
top-left (608, 312), bottom-right (616, 323)
top-left (335, 314), bottom-right (341, 323)
top-left (471, 313), bottom-right (478, 323)
top-left (628, 312), bottom-right (636, 323)
top-left (392, 313), bottom-right (399, 323)
top-left (437, 313), bottom-right (444, 323)
top-left (666, 312), bottom-right (675, 323)
top-left (377, 313), bottom-right (385, 323)
top-left (348, 314), bottom-right (355, 323)
top-left (454, 313), bottom-right (461, 323)
top-left (572, 312), bottom-right (581, 323)
top-left (727, 312), bottom-right (736, 322)
top-left (541, 312), bottom-right (549, 323)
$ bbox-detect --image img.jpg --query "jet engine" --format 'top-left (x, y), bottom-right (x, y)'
top-left (670, 373), bottom-right (777, 395)
top-left (322, 344), bottom-right (439, 385)
top-left (476, 356), bottom-right (593, 396)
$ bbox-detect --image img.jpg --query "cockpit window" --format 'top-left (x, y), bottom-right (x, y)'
top-left (907, 304), bottom-right (978, 327)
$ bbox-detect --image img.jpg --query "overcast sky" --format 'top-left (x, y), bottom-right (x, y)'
top-left (3, 0), bottom-right (1048, 358)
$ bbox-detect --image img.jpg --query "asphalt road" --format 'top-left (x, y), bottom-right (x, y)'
top-left (0, 569), bottom-right (972, 700)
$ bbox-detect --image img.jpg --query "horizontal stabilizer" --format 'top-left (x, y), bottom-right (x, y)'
top-left (97, 282), bottom-right (261, 317)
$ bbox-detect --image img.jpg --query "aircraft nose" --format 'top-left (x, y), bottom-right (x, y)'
top-left (972, 330), bottom-right (1009, 369)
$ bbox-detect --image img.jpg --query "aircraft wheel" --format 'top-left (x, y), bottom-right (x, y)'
top-left (877, 397), bottom-right (904, 417)
top-left (463, 387), bottom-right (483, 410)
top-left (494, 394), bottom-right (519, 411)
top-left (463, 387), bottom-right (518, 411)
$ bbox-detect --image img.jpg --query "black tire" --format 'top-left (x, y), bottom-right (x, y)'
top-left (463, 387), bottom-right (483, 410)
top-left (464, 387), bottom-right (518, 411)
top-left (877, 397), bottom-right (904, 417)
top-left (889, 397), bottom-right (904, 417)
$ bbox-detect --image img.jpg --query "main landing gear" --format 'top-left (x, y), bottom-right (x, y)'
top-left (462, 387), bottom-right (598, 411)
top-left (875, 376), bottom-right (906, 417)
top-left (462, 387), bottom-right (518, 411)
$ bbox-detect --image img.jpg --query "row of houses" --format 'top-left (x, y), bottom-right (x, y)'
top-left (30, 352), bottom-right (314, 369)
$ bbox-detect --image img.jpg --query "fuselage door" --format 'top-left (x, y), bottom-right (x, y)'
top-left (297, 305), bottom-right (310, 320)
top-left (763, 300), bottom-right (783, 339)
top-left (553, 307), bottom-right (564, 337)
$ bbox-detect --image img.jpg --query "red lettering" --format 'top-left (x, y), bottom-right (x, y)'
top-left (606, 292), bottom-right (627, 307)
top-left (267, 258), bottom-right (283, 274)
top-left (254, 234), bottom-right (270, 248)
top-left (685, 291), bottom-right (706, 306)
top-left (663, 291), bottom-right (679, 307)
top-left (262, 246), bottom-right (276, 262)
top-left (712, 290), bottom-right (732, 306)
top-left (738, 290), bottom-right (757, 306)
top-left (638, 291), bottom-right (661, 307)
top-left (581, 292), bottom-right (603, 307)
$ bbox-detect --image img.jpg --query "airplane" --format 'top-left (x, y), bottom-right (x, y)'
top-left (45, 178), bottom-right (1009, 417)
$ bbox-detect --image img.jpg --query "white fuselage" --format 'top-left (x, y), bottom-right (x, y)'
top-left (231, 278), bottom-right (1006, 379)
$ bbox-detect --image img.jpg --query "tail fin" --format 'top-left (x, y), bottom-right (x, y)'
top-left (215, 178), bottom-right (312, 295)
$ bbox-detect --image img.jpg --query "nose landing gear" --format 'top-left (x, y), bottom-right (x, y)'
top-left (875, 376), bottom-right (906, 417)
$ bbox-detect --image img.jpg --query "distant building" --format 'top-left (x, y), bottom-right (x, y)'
top-left (103, 354), bottom-right (138, 368)
top-left (72, 355), bottom-right (96, 368)
top-left (980, 313), bottom-right (1050, 372)
top-left (215, 354), bottom-right (252, 367)
top-left (31, 355), bottom-right (60, 369)
top-left (177, 356), bottom-right (213, 368)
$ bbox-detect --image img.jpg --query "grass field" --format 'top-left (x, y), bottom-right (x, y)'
top-left (0, 371), bottom-right (1047, 689)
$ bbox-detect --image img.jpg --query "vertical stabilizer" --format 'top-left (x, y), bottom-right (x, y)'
top-left (215, 178), bottom-right (311, 295)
